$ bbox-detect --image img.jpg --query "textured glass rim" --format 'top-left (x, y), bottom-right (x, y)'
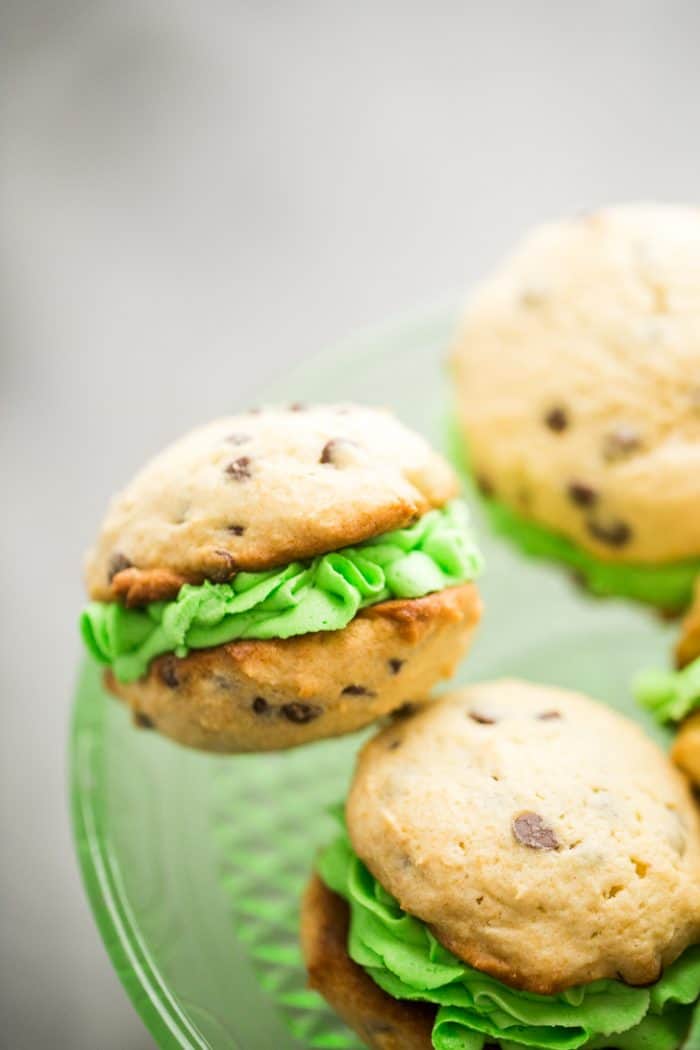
top-left (68, 299), bottom-right (457, 1050)
top-left (71, 659), bottom-right (224, 1049)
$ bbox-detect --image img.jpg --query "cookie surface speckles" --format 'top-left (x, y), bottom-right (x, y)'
top-left (85, 404), bottom-right (458, 601)
top-left (451, 204), bottom-right (700, 565)
top-left (346, 679), bottom-right (700, 995)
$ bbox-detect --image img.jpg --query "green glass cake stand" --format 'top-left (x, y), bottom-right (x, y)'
top-left (70, 304), bottom-right (695, 1049)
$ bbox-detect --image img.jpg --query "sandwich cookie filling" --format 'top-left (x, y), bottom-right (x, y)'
top-left (318, 815), bottom-right (700, 1050)
top-left (635, 657), bottom-right (700, 726)
top-left (81, 500), bottom-right (482, 683)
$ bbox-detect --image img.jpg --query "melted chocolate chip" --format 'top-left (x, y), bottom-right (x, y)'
top-left (225, 456), bottom-right (252, 481)
top-left (107, 552), bottom-right (132, 582)
top-left (586, 516), bottom-right (632, 548)
top-left (133, 712), bottom-right (154, 729)
top-left (281, 702), bottom-right (322, 724)
top-left (567, 481), bottom-right (598, 508)
top-left (544, 406), bottom-right (569, 432)
top-left (512, 812), bottom-right (560, 851)
top-left (226, 525), bottom-right (245, 537)
top-left (208, 549), bottom-right (236, 582)
top-left (342, 684), bottom-right (375, 697)
top-left (537, 710), bottom-right (561, 721)
top-left (387, 739), bottom-right (402, 751)
top-left (388, 659), bottom-right (404, 675)
top-left (392, 702), bottom-right (418, 720)
top-left (226, 432), bottom-right (250, 446)
top-left (252, 696), bottom-right (270, 715)
top-left (159, 659), bottom-right (180, 689)
top-left (602, 425), bottom-right (642, 462)
top-left (469, 711), bottom-right (497, 725)
top-left (320, 438), bottom-right (359, 466)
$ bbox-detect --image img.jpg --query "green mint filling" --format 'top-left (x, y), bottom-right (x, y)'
top-left (81, 500), bottom-right (482, 683)
top-left (635, 656), bottom-right (700, 725)
top-left (447, 418), bottom-right (699, 611)
top-left (317, 818), bottom-right (700, 1050)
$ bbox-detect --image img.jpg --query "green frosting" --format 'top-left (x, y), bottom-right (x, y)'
top-left (317, 817), bottom-right (700, 1050)
top-left (447, 418), bottom-right (699, 611)
top-left (81, 501), bottom-right (482, 683)
top-left (635, 656), bottom-right (700, 725)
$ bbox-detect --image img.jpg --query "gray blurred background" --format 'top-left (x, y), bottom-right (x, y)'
top-left (1, 2), bottom-right (698, 1047)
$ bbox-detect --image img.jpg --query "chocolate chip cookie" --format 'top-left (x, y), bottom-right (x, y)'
top-left (451, 204), bottom-right (700, 611)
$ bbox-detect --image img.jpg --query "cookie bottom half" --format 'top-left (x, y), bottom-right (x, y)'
top-left (105, 583), bottom-right (481, 752)
top-left (301, 874), bottom-right (436, 1050)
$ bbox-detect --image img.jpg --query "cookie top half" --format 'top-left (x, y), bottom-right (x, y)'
top-left (346, 678), bottom-right (700, 995)
top-left (451, 204), bottom-right (700, 564)
top-left (85, 404), bottom-right (458, 602)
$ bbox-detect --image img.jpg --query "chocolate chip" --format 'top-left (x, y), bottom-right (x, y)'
top-left (227, 524), bottom-right (245, 536)
top-left (469, 711), bottom-right (497, 724)
top-left (512, 812), bottom-right (560, 851)
top-left (342, 684), bottom-right (375, 697)
top-left (208, 549), bottom-right (236, 582)
top-left (281, 702), bottom-right (322, 724)
top-left (602, 425), bottom-right (642, 462)
top-left (252, 696), bottom-right (270, 715)
top-left (392, 702), bottom-right (418, 720)
top-left (289, 401), bottom-right (307, 412)
top-left (225, 456), bottom-right (252, 481)
top-left (320, 438), bottom-right (359, 466)
top-left (544, 406), bottom-right (569, 432)
top-left (226, 432), bottom-right (250, 446)
top-left (387, 739), bottom-right (402, 751)
top-left (537, 710), bottom-right (561, 720)
top-left (476, 474), bottom-right (495, 497)
top-left (388, 659), bottom-right (404, 675)
top-left (159, 659), bottom-right (180, 689)
top-left (133, 712), bottom-right (154, 729)
top-left (567, 481), bottom-right (598, 508)
top-left (107, 552), bottom-right (132, 582)
top-left (586, 516), bottom-right (632, 548)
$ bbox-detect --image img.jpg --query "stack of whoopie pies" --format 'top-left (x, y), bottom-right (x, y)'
top-left (80, 203), bottom-right (700, 1050)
